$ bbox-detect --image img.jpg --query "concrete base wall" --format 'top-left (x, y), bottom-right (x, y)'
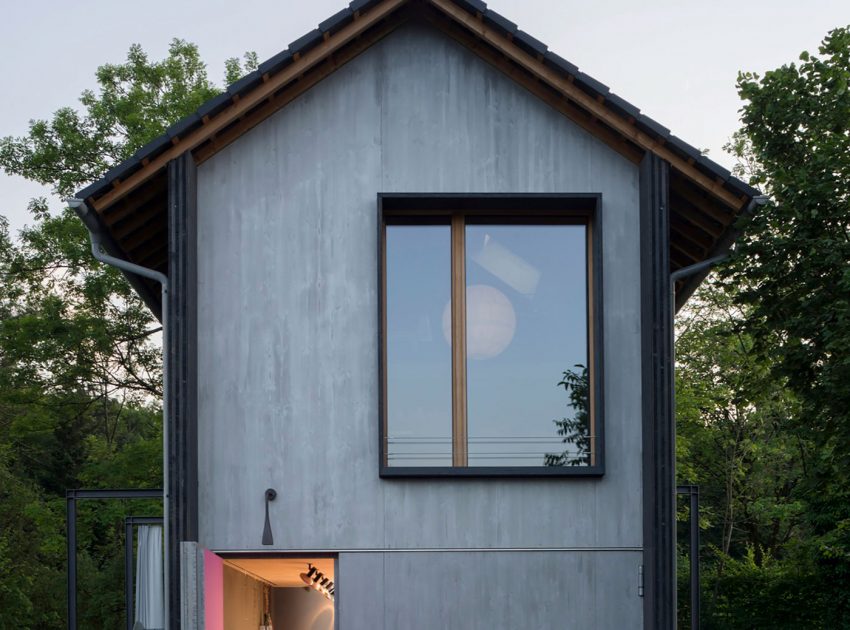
top-left (180, 542), bottom-right (205, 630)
top-left (337, 550), bottom-right (642, 630)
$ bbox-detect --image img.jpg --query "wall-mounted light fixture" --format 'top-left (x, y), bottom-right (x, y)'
top-left (261, 488), bottom-right (277, 546)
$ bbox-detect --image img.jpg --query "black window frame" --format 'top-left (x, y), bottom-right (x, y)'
top-left (378, 193), bottom-right (604, 478)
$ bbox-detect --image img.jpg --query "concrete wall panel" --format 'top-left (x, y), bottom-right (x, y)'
top-left (337, 550), bottom-right (642, 630)
top-left (197, 23), bottom-right (641, 553)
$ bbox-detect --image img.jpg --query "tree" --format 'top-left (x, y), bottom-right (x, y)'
top-left (675, 278), bottom-right (814, 628)
top-left (0, 40), bottom-right (255, 629)
top-left (696, 23), bottom-right (850, 628)
top-left (722, 25), bottom-right (850, 625)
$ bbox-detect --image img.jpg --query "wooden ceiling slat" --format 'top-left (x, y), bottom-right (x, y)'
top-left (670, 229), bottom-right (709, 260)
top-left (135, 243), bottom-right (168, 268)
top-left (102, 176), bottom-right (167, 227)
top-left (670, 177), bottom-right (736, 226)
top-left (670, 248), bottom-right (692, 270)
top-left (671, 239), bottom-right (701, 264)
top-left (671, 194), bottom-right (725, 239)
top-left (670, 215), bottom-right (714, 250)
top-left (121, 220), bottom-right (167, 252)
top-left (112, 201), bottom-right (166, 240)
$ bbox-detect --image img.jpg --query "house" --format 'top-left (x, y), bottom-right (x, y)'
top-left (70, 0), bottom-right (760, 628)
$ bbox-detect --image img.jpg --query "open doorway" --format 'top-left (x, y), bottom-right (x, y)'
top-left (205, 554), bottom-right (335, 630)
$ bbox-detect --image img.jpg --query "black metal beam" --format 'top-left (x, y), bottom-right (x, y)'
top-left (68, 488), bottom-right (163, 500)
top-left (640, 153), bottom-right (676, 629)
top-left (167, 151), bottom-right (198, 630)
top-left (66, 489), bottom-right (163, 630)
top-left (66, 493), bottom-right (76, 629)
top-left (678, 485), bottom-right (701, 630)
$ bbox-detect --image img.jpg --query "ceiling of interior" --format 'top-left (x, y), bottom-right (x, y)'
top-left (224, 557), bottom-right (335, 587)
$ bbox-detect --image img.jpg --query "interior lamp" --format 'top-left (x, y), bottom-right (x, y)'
top-left (299, 564), bottom-right (335, 601)
top-left (299, 565), bottom-right (318, 586)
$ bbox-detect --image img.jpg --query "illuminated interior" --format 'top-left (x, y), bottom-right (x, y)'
top-left (208, 555), bottom-right (335, 630)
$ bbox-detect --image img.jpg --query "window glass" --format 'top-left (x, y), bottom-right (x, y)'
top-left (385, 225), bottom-right (453, 466)
top-left (464, 224), bottom-right (589, 467)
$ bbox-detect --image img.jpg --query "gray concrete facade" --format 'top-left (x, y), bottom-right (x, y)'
top-left (338, 550), bottom-right (641, 630)
top-left (196, 22), bottom-right (643, 628)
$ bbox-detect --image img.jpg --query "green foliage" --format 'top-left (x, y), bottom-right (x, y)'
top-left (677, 25), bottom-right (850, 628)
top-left (724, 24), bottom-right (850, 624)
top-left (675, 279), bottom-right (814, 627)
top-left (0, 39), bottom-right (255, 629)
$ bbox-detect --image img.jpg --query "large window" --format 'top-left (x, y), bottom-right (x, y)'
top-left (379, 195), bottom-right (603, 477)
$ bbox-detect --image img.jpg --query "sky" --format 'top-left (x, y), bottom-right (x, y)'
top-left (1, 0), bottom-right (848, 237)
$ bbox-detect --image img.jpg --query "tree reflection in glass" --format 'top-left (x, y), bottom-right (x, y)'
top-left (544, 365), bottom-right (591, 467)
top-left (465, 224), bottom-right (588, 467)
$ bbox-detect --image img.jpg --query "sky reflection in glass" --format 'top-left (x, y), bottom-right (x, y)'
top-left (465, 225), bottom-right (588, 467)
top-left (385, 225), bottom-right (452, 466)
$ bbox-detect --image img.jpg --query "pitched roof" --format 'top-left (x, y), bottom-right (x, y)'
top-left (75, 0), bottom-right (759, 314)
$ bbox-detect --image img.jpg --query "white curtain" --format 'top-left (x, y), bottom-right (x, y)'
top-left (134, 525), bottom-right (164, 630)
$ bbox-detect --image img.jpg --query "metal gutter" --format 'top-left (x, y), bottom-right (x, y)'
top-left (67, 198), bottom-right (171, 629)
top-left (673, 195), bottom-right (769, 306)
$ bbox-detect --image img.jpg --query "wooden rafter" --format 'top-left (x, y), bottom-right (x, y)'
top-left (123, 220), bottom-right (166, 252)
top-left (112, 202), bottom-right (164, 239)
top-left (669, 226), bottom-right (708, 260)
top-left (136, 244), bottom-right (168, 268)
top-left (671, 193), bottom-right (725, 239)
top-left (102, 177), bottom-right (167, 227)
top-left (670, 177), bottom-right (735, 225)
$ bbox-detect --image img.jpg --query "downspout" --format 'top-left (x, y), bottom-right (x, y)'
top-left (68, 198), bottom-right (171, 629)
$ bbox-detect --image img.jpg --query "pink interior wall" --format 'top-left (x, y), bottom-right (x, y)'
top-left (204, 549), bottom-right (224, 630)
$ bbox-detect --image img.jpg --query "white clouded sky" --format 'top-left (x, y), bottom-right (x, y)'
top-left (1, 0), bottom-right (848, 236)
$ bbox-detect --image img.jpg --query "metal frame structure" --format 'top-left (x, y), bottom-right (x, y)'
top-left (640, 152), bottom-right (676, 629)
top-left (677, 485), bottom-right (701, 630)
top-left (66, 488), bottom-right (163, 630)
top-left (125, 516), bottom-right (165, 630)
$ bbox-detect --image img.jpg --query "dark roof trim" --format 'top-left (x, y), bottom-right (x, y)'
top-left (74, 0), bottom-right (759, 206)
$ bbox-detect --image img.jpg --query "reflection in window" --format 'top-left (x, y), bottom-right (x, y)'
top-left (385, 225), bottom-right (452, 466)
top-left (465, 225), bottom-right (589, 467)
top-left (383, 213), bottom-right (595, 472)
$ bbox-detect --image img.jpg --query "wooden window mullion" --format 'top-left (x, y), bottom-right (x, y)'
top-left (451, 214), bottom-right (468, 466)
